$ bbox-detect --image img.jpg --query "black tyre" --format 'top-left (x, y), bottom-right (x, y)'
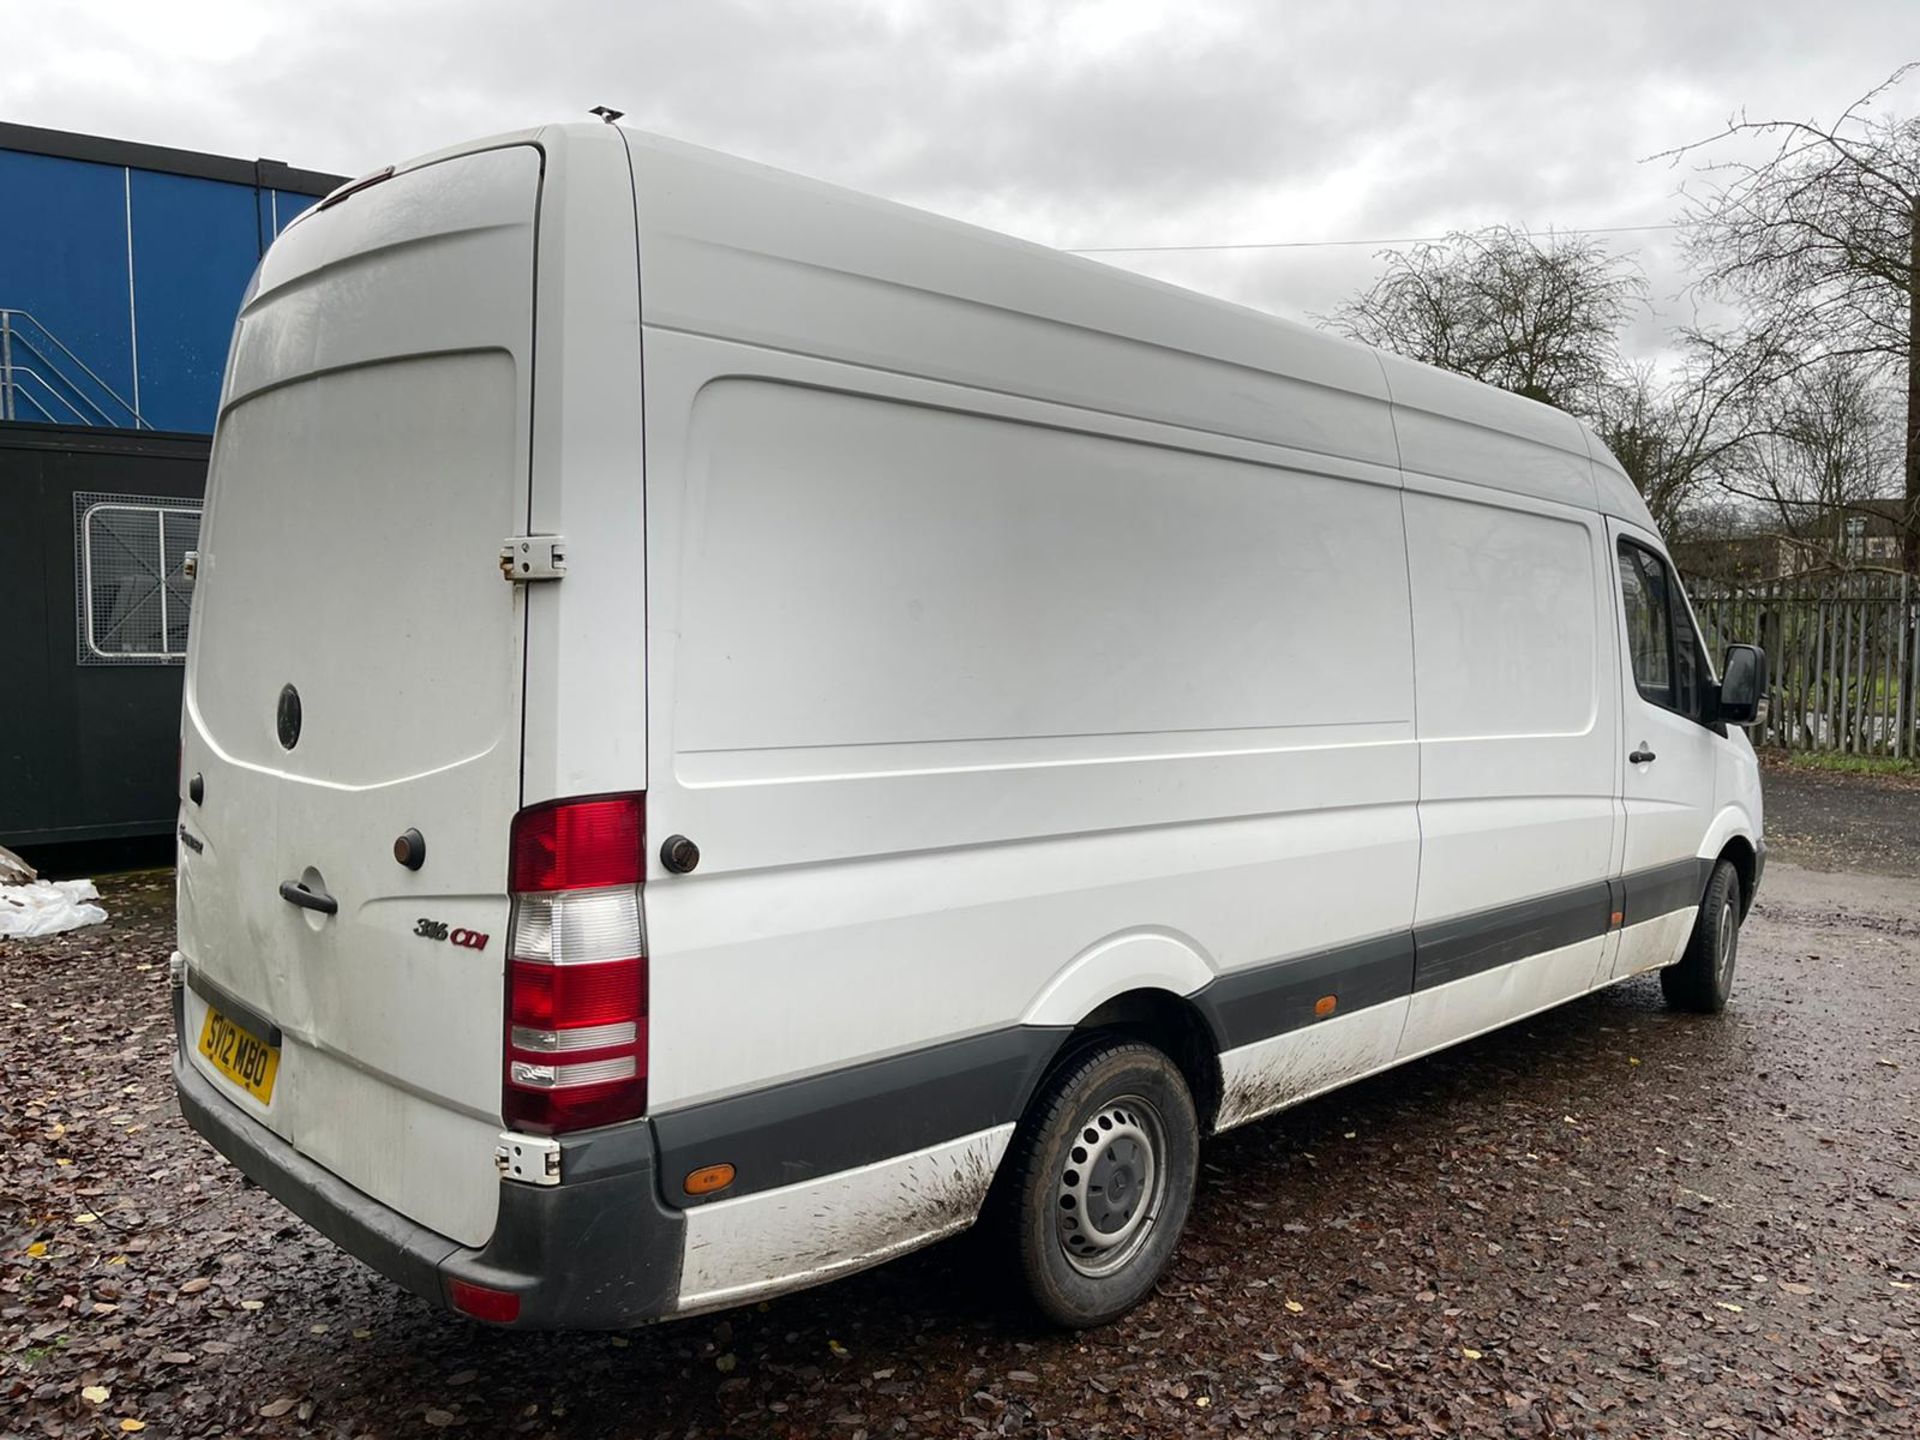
top-left (996, 1039), bottom-right (1199, 1328)
top-left (1661, 858), bottom-right (1742, 1014)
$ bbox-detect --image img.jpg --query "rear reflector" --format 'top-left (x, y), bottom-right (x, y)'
top-left (503, 794), bottom-right (647, 1134)
top-left (446, 1277), bottom-right (521, 1323)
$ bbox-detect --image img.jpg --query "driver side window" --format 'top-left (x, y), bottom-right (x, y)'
top-left (1619, 539), bottom-right (1707, 719)
top-left (1619, 542), bottom-right (1673, 708)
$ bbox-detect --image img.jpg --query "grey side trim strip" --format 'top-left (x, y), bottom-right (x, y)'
top-left (1621, 856), bottom-right (1714, 926)
top-left (651, 1026), bottom-right (1067, 1208)
top-left (1193, 933), bottom-right (1413, 1050)
top-left (648, 855), bottom-right (1715, 1212)
top-left (1413, 880), bottom-right (1612, 992)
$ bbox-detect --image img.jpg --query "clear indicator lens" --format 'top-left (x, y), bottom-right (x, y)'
top-left (509, 887), bottom-right (643, 965)
top-left (509, 1020), bottom-right (638, 1054)
top-left (510, 1055), bottom-right (638, 1090)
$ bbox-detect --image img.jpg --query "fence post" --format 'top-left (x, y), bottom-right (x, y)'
top-left (1903, 572), bottom-right (1915, 761)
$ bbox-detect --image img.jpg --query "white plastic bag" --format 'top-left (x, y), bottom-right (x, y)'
top-left (0, 879), bottom-right (109, 938)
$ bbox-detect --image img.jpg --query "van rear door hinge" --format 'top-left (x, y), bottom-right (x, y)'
top-left (500, 534), bottom-right (567, 582)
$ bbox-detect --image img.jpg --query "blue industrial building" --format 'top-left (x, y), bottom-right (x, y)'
top-left (2, 125), bottom-right (344, 852)
top-left (1, 122), bottom-right (343, 434)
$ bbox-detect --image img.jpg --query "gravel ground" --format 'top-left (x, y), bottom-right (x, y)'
top-left (1759, 756), bottom-right (1920, 880)
top-left (3, 840), bottom-right (1917, 1437)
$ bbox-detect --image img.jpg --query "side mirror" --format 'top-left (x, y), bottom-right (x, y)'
top-left (1717, 644), bottom-right (1768, 727)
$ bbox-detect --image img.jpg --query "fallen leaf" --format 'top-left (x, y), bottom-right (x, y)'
top-left (1285, 1299), bottom-right (1304, 1313)
top-left (120, 1422), bottom-right (146, 1433)
top-left (240, 1299), bottom-right (265, 1310)
top-left (259, 1398), bottom-right (295, 1418)
top-left (74, 1212), bottom-right (99, 1225)
top-left (83, 1386), bottom-right (111, 1405)
top-left (1780, 1282), bottom-right (1815, 1296)
top-left (178, 1277), bottom-right (211, 1294)
top-left (424, 1409), bottom-right (456, 1428)
top-left (716, 1354), bottom-right (737, 1373)
top-left (25, 1241), bottom-right (47, 1258)
top-left (1714, 1302), bottom-right (1744, 1313)
top-left (1462, 1348), bottom-right (1483, 1361)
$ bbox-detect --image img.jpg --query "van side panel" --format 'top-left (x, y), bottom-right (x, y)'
top-left (1395, 472), bottom-right (1622, 1057)
top-left (642, 357), bottom-right (1419, 1114)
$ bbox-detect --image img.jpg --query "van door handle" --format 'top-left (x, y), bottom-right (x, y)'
top-left (279, 880), bottom-right (339, 915)
top-left (1628, 747), bottom-right (1657, 764)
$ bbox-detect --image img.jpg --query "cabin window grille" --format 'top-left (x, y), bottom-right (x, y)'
top-left (74, 493), bottom-right (202, 664)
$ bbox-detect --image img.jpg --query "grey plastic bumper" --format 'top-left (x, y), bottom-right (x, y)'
top-left (172, 986), bottom-right (685, 1328)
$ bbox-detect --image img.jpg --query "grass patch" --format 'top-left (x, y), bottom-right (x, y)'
top-left (1778, 751), bottom-right (1919, 777)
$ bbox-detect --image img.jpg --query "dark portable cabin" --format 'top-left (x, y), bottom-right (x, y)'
top-left (0, 124), bottom-right (343, 850)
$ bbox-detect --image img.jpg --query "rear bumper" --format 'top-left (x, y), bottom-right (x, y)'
top-left (171, 985), bottom-right (685, 1329)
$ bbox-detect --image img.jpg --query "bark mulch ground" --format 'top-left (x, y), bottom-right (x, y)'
top-left (3, 851), bottom-right (1916, 1437)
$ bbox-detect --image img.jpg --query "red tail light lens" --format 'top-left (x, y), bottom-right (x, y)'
top-left (503, 794), bottom-right (647, 1134)
top-left (510, 794), bottom-right (644, 892)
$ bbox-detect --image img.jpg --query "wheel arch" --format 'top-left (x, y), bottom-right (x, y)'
top-left (1698, 804), bottom-right (1760, 917)
top-left (1026, 987), bottom-right (1225, 1135)
top-left (1715, 833), bottom-right (1759, 918)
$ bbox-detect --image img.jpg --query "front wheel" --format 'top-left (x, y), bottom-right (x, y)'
top-left (995, 1040), bottom-right (1199, 1328)
top-left (1661, 858), bottom-right (1742, 1013)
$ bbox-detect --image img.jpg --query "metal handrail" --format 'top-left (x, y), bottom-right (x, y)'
top-left (4, 332), bottom-right (120, 426)
top-left (0, 308), bottom-right (150, 428)
top-left (3, 365), bottom-right (98, 425)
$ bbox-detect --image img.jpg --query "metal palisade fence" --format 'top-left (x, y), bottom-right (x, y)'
top-left (1687, 573), bottom-right (1918, 758)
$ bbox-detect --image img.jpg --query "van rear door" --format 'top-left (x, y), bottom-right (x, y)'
top-left (178, 144), bottom-right (542, 1248)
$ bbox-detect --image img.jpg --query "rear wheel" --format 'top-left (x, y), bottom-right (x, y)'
top-left (996, 1039), bottom-right (1198, 1328)
top-left (1661, 858), bottom-right (1741, 1014)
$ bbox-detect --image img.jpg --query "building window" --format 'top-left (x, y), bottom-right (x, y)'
top-left (74, 493), bottom-right (202, 664)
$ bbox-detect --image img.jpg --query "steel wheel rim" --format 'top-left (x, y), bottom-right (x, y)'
top-left (1055, 1094), bottom-right (1167, 1277)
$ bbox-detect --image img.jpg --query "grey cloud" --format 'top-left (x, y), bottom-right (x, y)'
top-left (7, 0), bottom-right (1915, 361)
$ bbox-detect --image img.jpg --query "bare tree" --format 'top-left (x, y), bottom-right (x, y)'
top-left (1324, 227), bottom-right (1646, 413)
top-left (1587, 331), bottom-right (1780, 533)
top-left (1724, 357), bottom-right (1901, 573)
top-left (1662, 64), bottom-right (1920, 568)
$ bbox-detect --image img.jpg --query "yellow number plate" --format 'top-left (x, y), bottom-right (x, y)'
top-left (198, 1005), bottom-right (280, 1104)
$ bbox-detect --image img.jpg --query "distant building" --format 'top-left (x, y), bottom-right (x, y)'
top-left (1, 124), bottom-right (344, 849)
top-left (1674, 498), bottom-right (1913, 586)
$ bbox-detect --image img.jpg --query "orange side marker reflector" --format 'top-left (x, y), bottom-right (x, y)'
top-left (1610, 910), bottom-right (1625, 929)
top-left (685, 1163), bottom-right (736, 1197)
top-left (1314, 994), bottom-right (1338, 1018)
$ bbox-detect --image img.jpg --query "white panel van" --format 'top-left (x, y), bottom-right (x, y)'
top-left (172, 123), bottom-right (1768, 1329)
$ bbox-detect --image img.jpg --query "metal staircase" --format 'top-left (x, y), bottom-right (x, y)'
top-left (0, 309), bottom-right (151, 429)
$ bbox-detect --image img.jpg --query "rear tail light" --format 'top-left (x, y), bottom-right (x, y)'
top-left (503, 794), bottom-right (647, 1133)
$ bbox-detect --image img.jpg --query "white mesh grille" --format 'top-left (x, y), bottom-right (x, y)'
top-left (73, 492), bottom-right (203, 665)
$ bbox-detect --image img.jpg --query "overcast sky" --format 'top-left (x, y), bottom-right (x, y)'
top-left (11, 2), bottom-right (1916, 363)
